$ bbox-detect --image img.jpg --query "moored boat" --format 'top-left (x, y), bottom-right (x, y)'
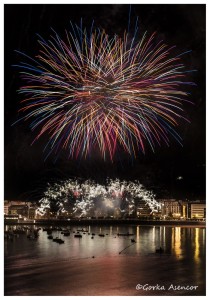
top-left (53, 237), bottom-right (64, 244)
top-left (74, 234), bottom-right (82, 238)
top-left (117, 233), bottom-right (134, 236)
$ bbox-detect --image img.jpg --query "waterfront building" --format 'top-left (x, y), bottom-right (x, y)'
top-left (4, 200), bottom-right (10, 214)
top-left (181, 201), bottom-right (188, 219)
top-left (4, 214), bottom-right (19, 223)
top-left (160, 199), bottom-right (182, 218)
top-left (159, 199), bottom-right (206, 219)
top-left (136, 199), bottom-right (152, 217)
top-left (187, 202), bottom-right (206, 219)
top-left (8, 205), bottom-right (29, 218)
top-left (28, 207), bottom-right (37, 219)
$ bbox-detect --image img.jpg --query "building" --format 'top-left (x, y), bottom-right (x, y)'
top-left (159, 199), bottom-right (206, 219)
top-left (8, 205), bottom-right (29, 218)
top-left (187, 202), bottom-right (206, 219)
top-left (160, 199), bottom-right (182, 218)
top-left (28, 207), bottom-right (37, 219)
top-left (4, 201), bottom-right (10, 215)
top-left (4, 214), bottom-right (19, 223)
top-left (181, 202), bottom-right (188, 219)
top-left (136, 199), bottom-right (152, 217)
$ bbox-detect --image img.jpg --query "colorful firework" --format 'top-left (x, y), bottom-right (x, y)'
top-left (37, 178), bottom-right (160, 218)
top-left (14, 21), bottom-right (194, 160)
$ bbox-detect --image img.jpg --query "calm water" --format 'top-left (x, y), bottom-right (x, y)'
top-left (4, 225), bottom-right (206, 296)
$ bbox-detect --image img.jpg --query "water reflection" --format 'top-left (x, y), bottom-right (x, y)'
top-left (5, 224), bottom-right (205, 261)
top-left (194, 227), bottom-right (200, 263)
top-left (109, 226), bottom-right (112, 235)
top-left (5, 225), bottom-right (206, 245)
top-left (172, 227), bottom-right (182, 258)
top-left (152, 226), bottom-right (155, 244)
top-left (4, 225), bottom-right (206, 296)
top-left (136, 225), bottom-right (140, 243)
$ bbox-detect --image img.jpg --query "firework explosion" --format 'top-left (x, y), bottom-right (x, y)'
top-left (15, 21), bottom-right (194, 160)
top-left (37, 178), bottom-right (160, 218)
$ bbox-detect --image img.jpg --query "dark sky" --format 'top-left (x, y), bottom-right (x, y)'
top-left (4, 4), bottom-right (206, 201)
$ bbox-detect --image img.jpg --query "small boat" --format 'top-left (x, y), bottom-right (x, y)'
top-left (92, 233), bottom-right (95, 236)
top-left (57, 239), bottom-right (65, 244)
top-left (117, 233), bottom-right (134, 236)
top-left (131, 239), bottom-right (136, 243)
top-left (156, 247), bottom-right (164, 254)
top-left (74, 234), bottom-right (82, 238)
top-left (91, 236), bottom-right (94, 239)
top-left (53, 237), bottom-right (64, 244)
top-left (77, 228), bottom-right (88, 232)
top-left (98, 234), bottom-right (105, 237)
top-left (53, 237), bottom-right (60, 242)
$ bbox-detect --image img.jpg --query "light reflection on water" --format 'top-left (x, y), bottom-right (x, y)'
top-left (4, 225), bottom-right (206, 296)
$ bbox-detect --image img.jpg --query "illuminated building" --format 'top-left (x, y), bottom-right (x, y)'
top-left (4, 214), bottom-right (19, 223)
top-left (136, 199), bottom-right (152, 217)
top-left (182, 202), bottom-right (188, 219)
top-left (28, 207), bottom-right (37, 219)
top-left (8, 205), bottom-right (28, 217)
top-left (187, 202), bottom-right (206, 219)
top-left (160, 199), bottom-right (182, 218)
top-left (4, 201), bottom-right (10, 214)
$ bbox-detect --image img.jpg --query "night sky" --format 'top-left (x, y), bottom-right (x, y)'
top-left (4, 4), bottom-right (206, 201)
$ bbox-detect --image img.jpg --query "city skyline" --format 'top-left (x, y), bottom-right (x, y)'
top-left (4, 197), bottom-right (206, 221)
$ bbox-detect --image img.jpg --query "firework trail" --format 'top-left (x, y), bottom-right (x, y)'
top-left (14, 21), bottom-right (194, 160)
top-left (37, 178), bottom-right (160, 218)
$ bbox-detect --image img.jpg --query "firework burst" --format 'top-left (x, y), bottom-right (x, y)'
top-left (37, 178), bottom-right (160, 218)
top-left (14, 21), bottom-right (194, 160)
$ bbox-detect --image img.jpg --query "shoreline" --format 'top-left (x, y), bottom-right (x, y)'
top-left (4, 219), bottom-right (206, 227)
